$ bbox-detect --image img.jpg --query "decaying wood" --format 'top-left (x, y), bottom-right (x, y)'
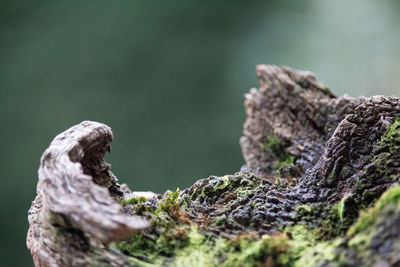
top-left (27, 121), bottom-right (149, 266)
top-left (27, 66), bottom-right (400, 267)
top-left (240, 65), bottom-right (357, 175)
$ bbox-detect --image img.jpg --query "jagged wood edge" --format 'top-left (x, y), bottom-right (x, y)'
top-left (27, 121), bottom-right (149, 267)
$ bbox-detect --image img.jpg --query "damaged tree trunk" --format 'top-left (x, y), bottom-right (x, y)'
top-left (27, 65), bottom-right (400, 267)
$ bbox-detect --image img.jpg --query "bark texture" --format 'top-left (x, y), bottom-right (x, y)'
top-left (240, 65), bottom-right (357, 175)
top-left (27, 121), bottom-right (149, 267)
top-left (27, 65), bottom-right (400, 267)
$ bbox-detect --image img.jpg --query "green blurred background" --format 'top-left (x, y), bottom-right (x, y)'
top-left (1, 1), bottom-right (399, 266)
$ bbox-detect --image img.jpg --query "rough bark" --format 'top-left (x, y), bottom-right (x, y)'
top-left (27, 121), bottom-right (150, 267)
top-left (240, 65), bottom-right (357, 175)
top-left (27, 65), bottom-right (400, 267)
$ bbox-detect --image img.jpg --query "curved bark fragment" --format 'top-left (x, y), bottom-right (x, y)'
top-left (27, 121), bottom-right (149, 267)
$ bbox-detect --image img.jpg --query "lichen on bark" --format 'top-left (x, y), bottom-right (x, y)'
top-left (27, 65), bottom-right (400, 267)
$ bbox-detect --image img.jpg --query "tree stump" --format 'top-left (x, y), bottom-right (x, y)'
top-left (27, 65), bottom-right (400, 267)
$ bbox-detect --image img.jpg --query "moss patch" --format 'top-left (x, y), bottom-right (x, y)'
top-left (117, 190), bottom-right (190, 264)
top-left (122, 196), bottom-right (148, 206)
top-left (213, 175), bottom-right (234, 192)
top-left (263, 136), bottom-right (295, 170)
top-left (348, 186), bottom-right (400, 236)
top-left (373, 118), bottom-right (400, 180)
top-left (117, 210), bottom-right (347, 267)
top-left (117, 186), bottom-right (400, 266)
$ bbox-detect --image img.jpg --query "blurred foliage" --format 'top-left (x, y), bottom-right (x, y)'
top-left (0, 1), bottom-right (399, 266)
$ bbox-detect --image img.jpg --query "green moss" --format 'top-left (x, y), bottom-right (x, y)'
top-left (176, 229), bottom-right (292, 267)
top-left (107, 181), bottom-right (113, 187)
top-left (263, 136), bottom-right (283, 156)
top-left (295, 201), bottom-right (346, 240)
top-left (117, 190), bottom-right (189, 265)
top-left (115, 119), bottom-right (400, 266)
top-left (172, 229), bottom-right (218, 266)
top-left (134, 203), bottom-right (156, 215)
top-left (372, 118), bottom-right (400, 180)
top-left (337, 198), bottom-right (345, 221)
top-left (296, 205), bottom-right (312, 213)
top-left (277, 157), bottom-right (295, 170)
top-left (119, 226), bottom-right (291, 266)
top-left (235, 186), bottom-right (253, 199)
top-left (326, 172), bottom-right (337, 187)
top-left (127, 257), bottom-right (158, 267)
top-left (280, 226), bottom-right (341, 266)
top-left (122, 196), bottom-right (148, 206)
top-left (296, 205), bottom-right (317, 218)
top-left (159, 190), bottom-right (180, 214)
top-left (339, 186), bottom-right (400, 262)
top-left (213, 175), bottom-right (234, 192)
top-left (113, 118), bottom-right (400, 266)
top-left (235, 190), bottom-right (251, 200)
top-left (213, 216), bottom-right (227, 227)
top-left (118, 225), bottom-right (189, 264)
top-left (379, 118), bottom-right (400, 147)
top-left (335, 194), bottom-right (356, 222)
top-left (348, 186), bottom-right (400, 236)
top-left (262, 136), bottom-right (295, 171)
top-left (293, 240), bottom-right (341, 267)
top-left (303, 193), bottom-right (360, 240)
top-left (301, 205), bottom-right (339, 240)
top-left (199, 176), bottom-right (236, 199)
top-left (118, 218), bottom-right (347, 266)
top-left (132, 190), bottom-right (180, 217)
top-left (279, 225), bottom-right (344, 267)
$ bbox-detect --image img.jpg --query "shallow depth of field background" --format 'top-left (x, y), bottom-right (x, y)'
top-left (1, 1), bottom-right (399, 266)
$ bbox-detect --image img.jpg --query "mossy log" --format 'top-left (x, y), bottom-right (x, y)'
top-left (27, 65), bottom-right (400, 267)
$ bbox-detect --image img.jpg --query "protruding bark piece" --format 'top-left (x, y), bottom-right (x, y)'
top-left (240, 65), bottom-right (358, 175)
top-left (27, 121), bottom-right (149, 266)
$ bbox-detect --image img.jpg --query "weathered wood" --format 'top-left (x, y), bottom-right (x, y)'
top-left (27, 121), bottom-right (149, 266)
top-left (27, 66), bottom-right (400, 267)
top-left (240, 65), bottom-right (357, 175)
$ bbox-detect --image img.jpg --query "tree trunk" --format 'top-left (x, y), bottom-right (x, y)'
top-left (27, 65), bottom-right (400, 267)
